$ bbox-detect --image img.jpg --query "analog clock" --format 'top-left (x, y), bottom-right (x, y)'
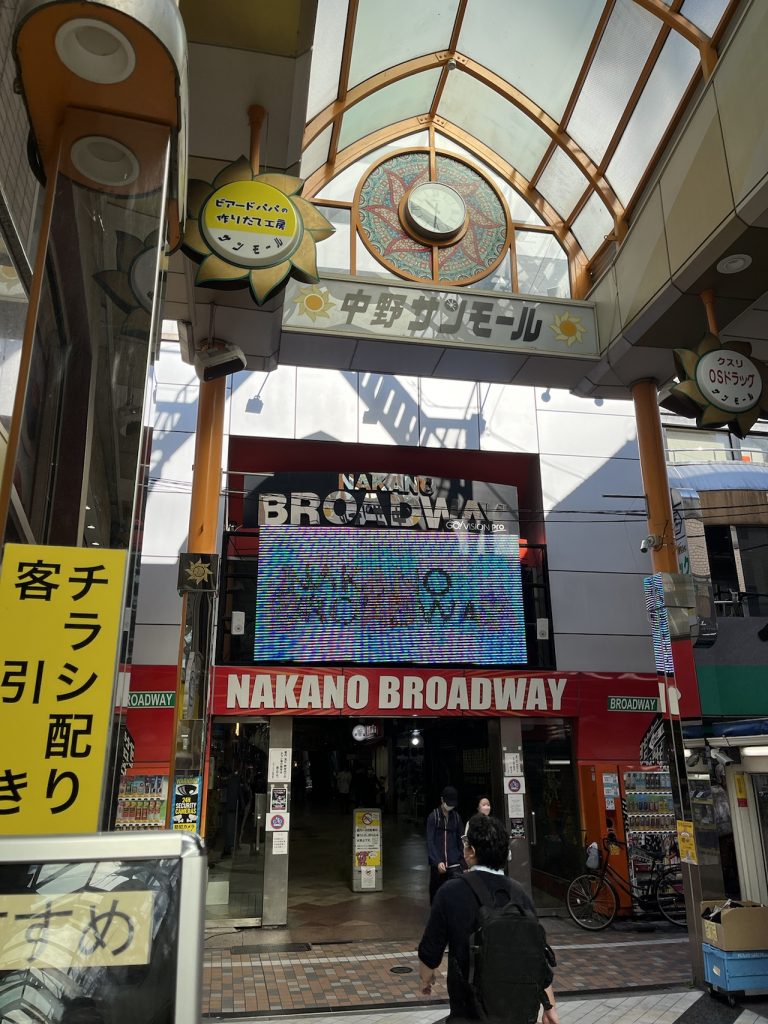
top-left (404, 181), bottom-right (466, 241)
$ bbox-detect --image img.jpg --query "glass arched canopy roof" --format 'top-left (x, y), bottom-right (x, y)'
top-left (300, 0), bottom-right (738, 296)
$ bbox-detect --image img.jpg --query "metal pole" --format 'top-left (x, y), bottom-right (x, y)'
top-left (631, 376), bottom-right (705, 986)
top-left (165, 107), bottom-right (265, 829)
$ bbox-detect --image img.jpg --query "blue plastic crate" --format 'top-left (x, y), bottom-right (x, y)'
top-left (703, 942), bottom-right (768, 997)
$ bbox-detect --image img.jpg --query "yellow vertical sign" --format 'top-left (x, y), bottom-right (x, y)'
top-left (0, 544), bottom-right (126, 833)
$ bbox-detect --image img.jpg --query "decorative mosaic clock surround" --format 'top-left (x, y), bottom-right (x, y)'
top-left (356, 150), bottom-right (510, 286)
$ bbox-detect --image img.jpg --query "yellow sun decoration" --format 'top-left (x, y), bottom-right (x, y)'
top-left (549, 312), bottom-right (586, 347)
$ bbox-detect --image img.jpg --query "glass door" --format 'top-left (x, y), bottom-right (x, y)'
top-left (522, 719), bottom-right (582, 912)
top-left (205, 719), bottom-right (269, 924)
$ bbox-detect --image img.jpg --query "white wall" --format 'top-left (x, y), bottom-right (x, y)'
top-left (131, 347), bottom-right (654, 673)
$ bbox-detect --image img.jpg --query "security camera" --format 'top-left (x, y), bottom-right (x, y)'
top-left (711, 748), bottom-right (734, 768)
top-left (194, 340), bottom-right (246, 382)
top-left (640, 534), bottom-right (662, 553)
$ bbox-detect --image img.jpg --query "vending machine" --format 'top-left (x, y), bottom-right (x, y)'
top-left (579, 762), bottom-right (679, 916)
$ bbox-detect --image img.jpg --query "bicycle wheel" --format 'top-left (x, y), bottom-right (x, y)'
top-left (567, 873), bottom-right (617, 930)
top-left (654, 867), bottom-right (687, 927)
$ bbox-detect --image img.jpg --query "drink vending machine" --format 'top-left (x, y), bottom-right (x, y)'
top-left (579, 762), bottom-right (679, 915)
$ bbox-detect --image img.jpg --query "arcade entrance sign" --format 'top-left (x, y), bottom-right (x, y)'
top-left (211, 667), bottom-right (665, 719)
top-left (283, 273), bottom-right (599, 358)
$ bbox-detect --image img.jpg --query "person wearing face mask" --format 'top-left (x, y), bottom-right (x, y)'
top-left (426, 785), bottom-right (464, 904)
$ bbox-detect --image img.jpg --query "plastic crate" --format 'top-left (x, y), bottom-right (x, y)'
top-left (703, 942), bottom-right (768, 1004)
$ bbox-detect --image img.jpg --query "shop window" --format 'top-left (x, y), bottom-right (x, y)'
top-left (665, 427), bottom-right (733, 463)
top-left (738, 433), bottom-right (768, 465)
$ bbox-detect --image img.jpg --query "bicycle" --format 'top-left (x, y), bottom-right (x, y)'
top-left (567, 834), bottom-right (686, 931)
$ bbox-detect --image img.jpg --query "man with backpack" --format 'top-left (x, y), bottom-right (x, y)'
top-left (418, 814), bottom-right (558, 1024)
top-left (426, 786), bottom-right (465, 904)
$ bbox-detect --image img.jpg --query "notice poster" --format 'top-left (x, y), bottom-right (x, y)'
top-left (268, 747), bottom-right (291, 782)
top-left (504, 752), bottom-right (522, 775)
top-left (361, 867), bottom-right (376, 889)
top-left (507, 793), bottom-right (525, 817)
top-left (171, 776), bottom-right (201, 832)
top-left (353, 808), bottom-right (382, 867)
top-left (272, 832), bottom-right (289, 855)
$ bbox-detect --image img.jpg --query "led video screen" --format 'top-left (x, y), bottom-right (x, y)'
top-left (253, 526), bottom-right (526, 664)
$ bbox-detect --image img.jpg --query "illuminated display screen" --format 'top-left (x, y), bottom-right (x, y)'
top-left (253, 526), bottom-right (526, 664)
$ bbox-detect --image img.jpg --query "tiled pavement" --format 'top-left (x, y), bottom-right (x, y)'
top-left (203, 993), bottom-right (768, 1024)
top-left (202, 918), bottom-right (698, 1018)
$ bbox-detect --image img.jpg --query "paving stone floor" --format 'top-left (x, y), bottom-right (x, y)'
top-left (204, 992), bottom-right (768, 1024)
top-left (202, 918), bottom-right (698, 1018)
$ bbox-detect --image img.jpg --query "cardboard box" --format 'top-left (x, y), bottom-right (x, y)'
top-left (701, 901), bottom-right (768, 951)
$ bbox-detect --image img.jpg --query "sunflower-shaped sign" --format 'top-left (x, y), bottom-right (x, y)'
top-left (182, 157), bottom-right (334, 305)
top-left (665, 332), bottom-right (768, 438)
top-left (95, 229), bottom-right (160, 340)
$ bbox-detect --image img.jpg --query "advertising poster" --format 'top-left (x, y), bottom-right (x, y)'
top-left (0, 544), bottom-right (127, 834)
top-left (676, 819), bottom-right (698, 864)
top-left (270, 785), bottom-right (288, 811)
top-left (171, 775), bottom-right (202, 832)
top-left (353, 808), bottom-right (382, 867)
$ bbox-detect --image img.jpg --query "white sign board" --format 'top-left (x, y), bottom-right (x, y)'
top-left (272, 832), bottom-right (289, 855)
top-left (268, 747), bottom-right (291, 782)
top-left (283, 276), bottom-right (599, 359)
top-left (507, 793), bottom-right (525, 817)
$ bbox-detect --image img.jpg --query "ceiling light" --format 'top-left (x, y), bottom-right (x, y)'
top-left (86, 524), bottom-right (96, 530)
top-left (716, 253), bottom-right (752, 275)
top-left (55, 18), bottom-right (136, 84)
top-left (742, 746), bottom-right (768, 756)
top-left (71, 136), bottom-right (139, 186)
top-left (91, 541), bottom-right (100, 546)
top-left (546, 758), bottom-right (570, 765)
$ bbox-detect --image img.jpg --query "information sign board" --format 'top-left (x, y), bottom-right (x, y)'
top-left (0, 831), bottom-right (206, 1023)
top-left (0, 544), bottom-right (127, 833)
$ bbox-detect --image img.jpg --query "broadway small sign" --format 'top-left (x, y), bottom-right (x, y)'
top-left (608, 695), bottom-right (660, 713)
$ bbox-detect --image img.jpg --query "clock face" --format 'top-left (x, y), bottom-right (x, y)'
top-left (405, 182), bottom-right (466, 240)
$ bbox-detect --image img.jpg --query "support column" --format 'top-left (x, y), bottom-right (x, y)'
top-left (167, 107), bottom-right (265, 831)
top-left (631, 379), bottom-right (677, 574)
top-left (631, 378), bottom-right (705, 986)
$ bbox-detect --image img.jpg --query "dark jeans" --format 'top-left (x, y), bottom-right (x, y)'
top-left (429, 864), bottom-right (462, 903)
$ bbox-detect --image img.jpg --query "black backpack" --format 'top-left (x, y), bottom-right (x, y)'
top-left (462, 872), bottom-right (555, 1024)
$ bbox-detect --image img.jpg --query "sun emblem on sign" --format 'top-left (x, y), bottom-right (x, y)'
top-left (182, 157), bottom-right (334, 305)
top-left (94, 230), bottom-right (161, 340)
top-left (549, 312), bottom-right (586, 347)
top-left (292, 285), bottom-right (336, 322)
top-left (184, 558), bottom-right (214, 587)
top-left (664, 332), bottom-right (768, 438)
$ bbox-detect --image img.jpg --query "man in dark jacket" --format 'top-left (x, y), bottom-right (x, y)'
top-left (418, 814), bottom-right (558, 1023)
top-left (426, 785), bottom-right (464, 904)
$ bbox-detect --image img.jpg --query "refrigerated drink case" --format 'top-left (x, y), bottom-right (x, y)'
top-left (622, 768), bottom-right (678, 899)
